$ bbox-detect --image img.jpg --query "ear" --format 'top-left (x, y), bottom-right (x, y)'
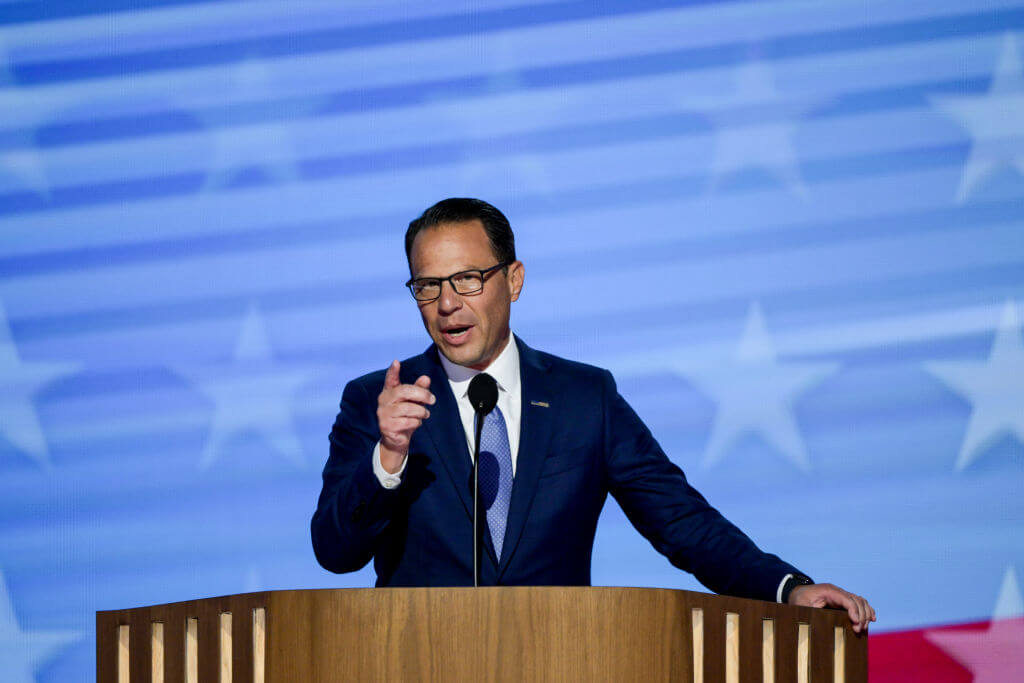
top-left (507, 261), bottom-right (525, 302)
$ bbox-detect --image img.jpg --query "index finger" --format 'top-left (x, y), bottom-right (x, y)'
top-left (384, 360), bottom-right (400, 388)
top-left (392, 384), bottom-right (436, 405)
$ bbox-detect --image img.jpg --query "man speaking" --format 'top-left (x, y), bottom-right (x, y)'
top-left (312, 198), bottom-right (875, 632)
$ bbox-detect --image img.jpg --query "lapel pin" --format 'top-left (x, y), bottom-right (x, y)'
top-left (530, 400), bottom-right (550, 408)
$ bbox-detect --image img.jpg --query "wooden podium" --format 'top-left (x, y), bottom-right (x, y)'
top-left (97, 587), bottom-right (866, 682)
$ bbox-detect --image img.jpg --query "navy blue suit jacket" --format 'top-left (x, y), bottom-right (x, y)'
top-left (312, 337), bottom-right (801, 601)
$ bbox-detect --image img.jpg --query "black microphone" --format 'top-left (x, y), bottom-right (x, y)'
top-left (468, 373), bottom-right (498, 587)
top-left (468, 372), bottom-right (498, 414)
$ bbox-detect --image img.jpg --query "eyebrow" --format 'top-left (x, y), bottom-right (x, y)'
top-left (412, 265), bottom-right (489, 279)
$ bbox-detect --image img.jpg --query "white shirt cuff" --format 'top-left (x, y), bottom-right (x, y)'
top-left (372, 442), bottom-right (407, 489)
top-left (777, 573), bottom-right (794, 603)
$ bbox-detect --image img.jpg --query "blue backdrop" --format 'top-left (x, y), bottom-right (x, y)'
top-left (1, 1), bottom-right (1023, 680)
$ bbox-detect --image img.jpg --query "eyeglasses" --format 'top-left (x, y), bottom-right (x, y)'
top-left (405, 262), bottom-right (508, 302)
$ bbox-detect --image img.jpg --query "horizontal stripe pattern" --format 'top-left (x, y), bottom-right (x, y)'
top-left (1, 2), bottom-right (1023, 681)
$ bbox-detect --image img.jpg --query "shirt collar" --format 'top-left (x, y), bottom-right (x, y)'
top-left (439, 334), bottom-right (520, 398)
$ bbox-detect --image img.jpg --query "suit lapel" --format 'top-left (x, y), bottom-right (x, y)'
top-left (413, 347), bottom-right (475, 523)
top-left (497, 337), bottom-right (556, 577)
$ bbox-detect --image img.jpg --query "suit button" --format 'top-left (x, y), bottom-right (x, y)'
top-left (351, 502), bottom-right (367, 522)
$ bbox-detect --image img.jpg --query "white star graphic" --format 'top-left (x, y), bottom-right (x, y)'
top-left (186, 58), bottom-right (318, 191)
top-left (0, 299), bottom-right (77, 467)
top-left (930, 33), bottom-right (1024, 202)
top-left (0, 570), bottom-right (79, 683)
top-left (0, 38), bottom-right (50, 197)
top-left (926, 566), bottom-right (1024, 683)
top-left (178, 304), bottom-right (313, 470)
top-left (677, 302), bottom-right (838, 470)
top-left (683, 60), bottom-right (816, 198)
top-left (925, 300), bottom-right (1024, 471)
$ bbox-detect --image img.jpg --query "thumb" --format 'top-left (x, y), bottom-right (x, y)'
top-left (414, 374), bottom-right (431, 389)
top-left (384, 360), bottom-right (401, 388)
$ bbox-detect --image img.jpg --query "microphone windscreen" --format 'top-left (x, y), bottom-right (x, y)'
top-left (468, 373), bottom-right (499, 414)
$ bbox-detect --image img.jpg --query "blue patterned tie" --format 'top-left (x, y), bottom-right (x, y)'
top-left (477, 405), bottom-right (513, 561)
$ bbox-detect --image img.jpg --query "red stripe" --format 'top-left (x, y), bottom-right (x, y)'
top-left (868, 619), bottom-right (994, 682)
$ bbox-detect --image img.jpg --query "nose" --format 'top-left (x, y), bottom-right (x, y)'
top-left (436, 279), bottom-right (463, 315)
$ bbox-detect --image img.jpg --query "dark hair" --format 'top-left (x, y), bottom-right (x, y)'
top-left (405, 198), bottom-right (516, 272)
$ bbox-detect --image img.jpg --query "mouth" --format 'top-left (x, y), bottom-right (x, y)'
top-left (440, 324), bottom-right (473, 344)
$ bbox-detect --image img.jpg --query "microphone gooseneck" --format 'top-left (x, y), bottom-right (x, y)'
top-left (468, 372), bottom-right (498, 587)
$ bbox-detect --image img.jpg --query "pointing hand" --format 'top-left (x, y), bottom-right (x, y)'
top-left (376, 360), bottom-right (434, 473)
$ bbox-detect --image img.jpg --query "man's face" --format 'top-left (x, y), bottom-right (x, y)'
top-left (409, 220), bottom-right (524, 370)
